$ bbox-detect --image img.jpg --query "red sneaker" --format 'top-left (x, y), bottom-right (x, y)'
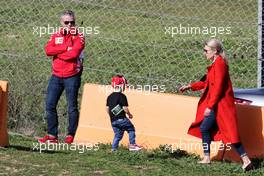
top-left (64, 135), bottom-right (74, 144)
top-left (38, 135), bottom-right (58, 143)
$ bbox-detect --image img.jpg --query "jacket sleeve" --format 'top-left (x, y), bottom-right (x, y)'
top-left (57, 34), bottom-right (85, 60)
top-left (190, 81), bottom-right (205, 91)
top-left (44, 35), bottom-right (67, 56)
top-left (207, 60), bottom-right (227, 109)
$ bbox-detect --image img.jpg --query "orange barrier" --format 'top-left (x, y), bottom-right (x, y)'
top-left (221, 104), bottom-right (264, 161)
top-left (74, 84), bottom-right (264, 161)
top-left (0, 81), bottom-right (9, 147)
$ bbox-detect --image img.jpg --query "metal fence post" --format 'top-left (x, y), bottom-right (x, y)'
top-left (258, 0), bottom-right (264, 87)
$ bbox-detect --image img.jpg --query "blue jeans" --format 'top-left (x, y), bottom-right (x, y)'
top-left (200, 110), bottom-right (216, 154)
top-left (46, 73), bottom-right (81, 137)
top-left (200, 110), bottom-right (246, 156)
top-left (111, 118), bottom-right (136, 150)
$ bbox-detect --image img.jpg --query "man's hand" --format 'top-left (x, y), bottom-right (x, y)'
top-left (179, 85), bottom-right (191, 93)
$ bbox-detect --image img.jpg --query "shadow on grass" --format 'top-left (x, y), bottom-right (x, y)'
top-left (252, 158), bottom-right (264, 170)
top-left (147, 145), bottom-right (199, 160)
top-left (95, 143), bottom-right (198, 161)
top-left (7, 145), bottom-right (70, 154)
top-left (8, 145), bottom-right (33, 152)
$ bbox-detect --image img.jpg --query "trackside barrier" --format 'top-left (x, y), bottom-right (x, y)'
top-left (74, 84), bottom-right (264, 161)
top-left (0, 81), bottom-right (9, 147)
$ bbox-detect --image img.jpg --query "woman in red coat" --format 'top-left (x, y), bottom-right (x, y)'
top-left (179, 39), bottom-right (253, 171)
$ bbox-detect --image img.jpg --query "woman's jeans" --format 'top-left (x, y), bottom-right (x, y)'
top-left (200, 110), bottom-right (246, 156)
top-left (46, 73), bottom-right (81, 137)
top-left (111, 118), bottom-right (136, 150)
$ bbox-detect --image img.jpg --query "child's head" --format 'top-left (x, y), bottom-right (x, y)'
top-left (111, 75), bottom-right (128, 92)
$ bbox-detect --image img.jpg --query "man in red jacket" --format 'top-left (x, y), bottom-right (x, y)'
top-left (38, 10), bottom-right (85, 144)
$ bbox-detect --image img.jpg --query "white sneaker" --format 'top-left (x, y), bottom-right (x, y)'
top-left (111, 149), bottom-right (117, 152)
top-left (241, 155), bottom-right (254, 171)
top-left (197, 158), bottom-right (211, 164)
top-left (242, 161), bottom-right (254, 171)
top-left (129, 144), bottom-right (142, 151)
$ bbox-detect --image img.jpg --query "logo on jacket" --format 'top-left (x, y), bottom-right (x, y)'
top-left (55, 37), bottom-right (63, 44)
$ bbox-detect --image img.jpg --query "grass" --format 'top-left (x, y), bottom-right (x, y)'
top-left (0, 133), bottom-right (263, 175)
top-left (0, 0), bottom-right (258, 88)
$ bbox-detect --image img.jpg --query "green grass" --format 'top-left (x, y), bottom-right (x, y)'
top-left (0, 0), bottom-right (258, 88)
top-left (0, 133), bottom-right (263, 175)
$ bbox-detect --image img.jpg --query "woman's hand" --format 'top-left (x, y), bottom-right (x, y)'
top-left (179, 85), bottom-right (191, 93)
top-left (204, 107), bottom-right (212, 117)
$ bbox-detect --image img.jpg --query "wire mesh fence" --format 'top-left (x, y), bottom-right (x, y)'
top-left (0, 0), bottom-right (258, 134)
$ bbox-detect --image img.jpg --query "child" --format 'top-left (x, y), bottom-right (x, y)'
top-left (106, 75), bottom-right (142, 152)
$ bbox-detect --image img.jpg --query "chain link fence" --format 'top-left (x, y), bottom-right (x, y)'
top-left (0, 0), bottom-right (258, 135)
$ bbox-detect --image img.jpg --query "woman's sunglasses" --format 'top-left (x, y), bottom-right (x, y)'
top-left (64, 21), bottom-right (75, 25)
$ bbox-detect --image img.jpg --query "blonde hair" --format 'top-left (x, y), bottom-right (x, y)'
top-left (205, 39), bottom-right (228, 64)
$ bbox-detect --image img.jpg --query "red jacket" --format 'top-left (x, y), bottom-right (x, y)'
top-left (188, 56), bottom-right (240, 144)
top-left (45, 28), bottom-right (85, 78)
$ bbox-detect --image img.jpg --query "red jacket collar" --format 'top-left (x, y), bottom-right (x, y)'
top-left (59, 27), bottom-right (78, 36)
top-left (207, 55), bottom-right (222, 70)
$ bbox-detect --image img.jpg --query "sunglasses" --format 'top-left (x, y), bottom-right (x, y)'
top-left (203, 49), bottom-right (209, 53)
top-left (64, 21), bottom-right (75, 25)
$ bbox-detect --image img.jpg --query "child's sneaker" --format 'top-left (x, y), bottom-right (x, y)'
top-left (111, 149), bottom-right (117, 152)
top-left (129, 144), bottom-right (142, 151)
top-left (64, 135), bottom-right (74, 144)
top-left (38, 135), bottom-right (58, 143)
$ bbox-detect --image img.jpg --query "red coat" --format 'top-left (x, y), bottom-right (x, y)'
top-left (45, 29), bottom-right (85, 78)
top-left (188, 56), bottom-right (240, 144)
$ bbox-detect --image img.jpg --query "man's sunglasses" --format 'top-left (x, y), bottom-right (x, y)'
top-left (203, 49), bottom-right (209, 53)
top-left (64, 21), bottom-right (75, 25)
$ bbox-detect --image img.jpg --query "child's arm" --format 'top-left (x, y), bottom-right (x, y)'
top-left (123, 106), bottom-right (133, 119)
